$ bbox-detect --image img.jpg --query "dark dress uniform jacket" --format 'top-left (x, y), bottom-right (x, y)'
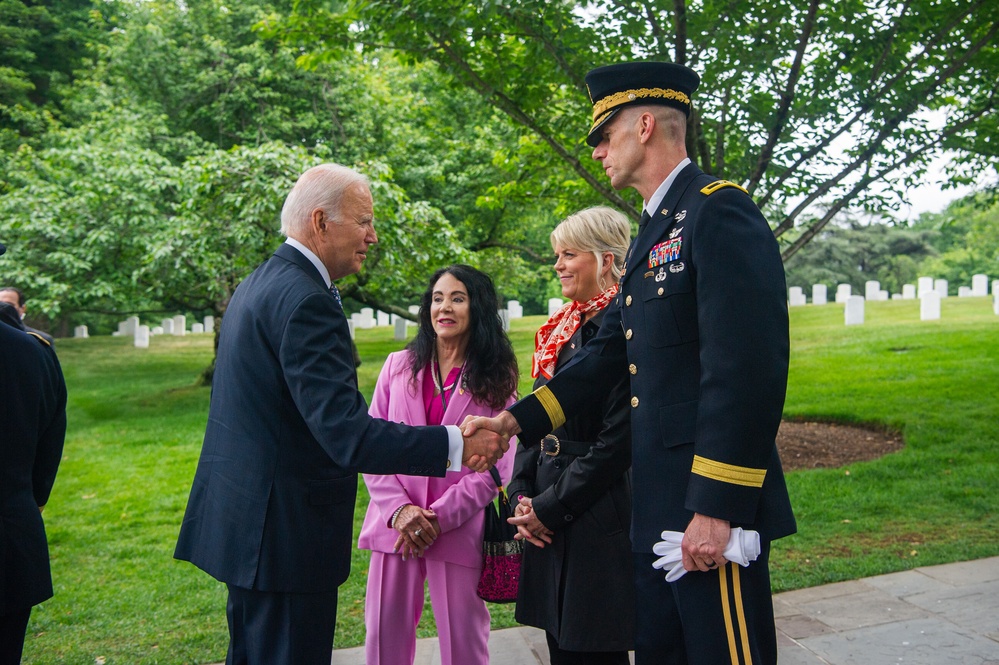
top-left (0, 325), bottom-right (67, 614)
top-left (508, 311), bottom-right (635, 652)
top-left (510, 163), bottom-right (796, 553)
top-left (175, 243), bottom-right (449, 593)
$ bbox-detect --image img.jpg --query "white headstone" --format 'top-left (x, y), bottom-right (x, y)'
top-left (878, 289), bottom-right (889, 301)
top-left (161, 318), bottom-right (174, 335)
top-left (994, 293), bottom-right (999, 316)
top-left (845, 296), bottom-right (865, 325)
top-left (191, 322), bottom-right (205, 333)
top-left (507, 300), bottom-right (523, 318)
top-left (117, 320), bottom-right (128, 335)
top-left (902, 284), bottom-right (916, 299)
top-left (134, 325), bottom-right (150, 348)
top-left (917, 276), bottom-right (934, 297)
top-left (934, 279), bottom-right (948, 298)
top-left (359, 307), bottom-right (375, 329)
top-left (73, 325), bottom-right (89, 338)
top-left (125, 316), bottom-right (140, 336)
top-left (993, 280), bottom-right (999, 298)
top-left (971, 274), bottom-right (988, 296)
top-left (920, 291), bottom-right (941, 320)
top-left (393, 317), bottom-right (407, 341)
top-left (498, 308), bottom-right (510, 332)
top-left (407, 305), bottom-right (419, 326)
top-left (891, 293), bottom-right (902, 300)
top-left (812, 284), bottom-right (827, 305)
top-left (835, 284), bottom-right (851, 303)
top-left (172, 315), bottom-right (187, 336)
top-left (151, 326), bottom-right (164, 335)
top-left (350, 312), bottom-right (361, 329)
top-left (347, 319), bottom-right (355, 340)
top-left (203, 315), bottom-right (215, 333)
top-left (865, 280), bottom-right (880, 301)
top-left (958, 286), bottom-right (972, 298)
top-left (376, 310), bottom-right (390, 327)
top-left (548, 298), bottom-right (564, 316)
top-left (788, 287), bottom-right (806, 307)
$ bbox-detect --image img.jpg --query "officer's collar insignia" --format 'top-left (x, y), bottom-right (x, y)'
top-left (674, 210), bottom-right (687, 222)
top-left (661, 208), bottom-right (669, 216)
top-left (670, 226), bottom-right (683, 239)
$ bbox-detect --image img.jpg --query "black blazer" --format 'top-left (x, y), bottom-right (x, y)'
top-left (510, 163), bottom-right (796, 552)
top-left (175, 243), bottom-right (449, 593)
top-left (0, 325), bottom-right (67, 613)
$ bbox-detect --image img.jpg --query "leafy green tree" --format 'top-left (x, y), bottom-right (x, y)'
top-left (915, 193), bottom-right (999, 290)
top-left (277, 0), bottom-right (999, 261)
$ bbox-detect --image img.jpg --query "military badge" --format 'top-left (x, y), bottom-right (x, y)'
top-left (670, 226), bottom-right (683, 239)
top-left (655, 268), bottom-right (667, 282)
top-left (669, 262), bottom-right (685, 273)
top-left (674, 210), bottom-right (687, 222)
top-left (649, 236), bottom-right (682, 268)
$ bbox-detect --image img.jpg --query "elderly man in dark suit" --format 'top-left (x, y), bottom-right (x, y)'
top-left (174, 164), bottom-right (508, 665)
top-left (466, 63), bottom-right (796, 665)
top-left (0, 242), bottom-right (68, 665)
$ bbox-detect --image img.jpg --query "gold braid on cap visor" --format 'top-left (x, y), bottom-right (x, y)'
top-left (589, 87), bottom-right (692, 130)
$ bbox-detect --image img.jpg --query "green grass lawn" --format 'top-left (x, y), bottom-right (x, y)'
top-left (21, 297), bottom-right (999, 663)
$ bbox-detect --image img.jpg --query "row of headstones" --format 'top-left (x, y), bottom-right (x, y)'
top-left (72, 315), bottom-right (217, 348)
top-left (789, 275), bottom-right (993, 307)
top-left (348, 301), bottom-right (530, 342)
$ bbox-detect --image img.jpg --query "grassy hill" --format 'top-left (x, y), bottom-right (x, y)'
top-left (21, 296), bottom-right (999, 663)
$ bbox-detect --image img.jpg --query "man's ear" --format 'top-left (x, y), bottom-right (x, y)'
top-left (638, 111), bottom-right (656, 144)
top-left (311, 208), bottom-right (326, 234)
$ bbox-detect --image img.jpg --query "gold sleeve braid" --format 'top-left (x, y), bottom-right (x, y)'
top-left (691, 455), bottom-right (767, 488)
top-left (534, 385), bottom-right (566, 431)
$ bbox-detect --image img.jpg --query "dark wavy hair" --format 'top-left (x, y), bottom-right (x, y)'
top-left (407, 264), bottom-right (518, 410)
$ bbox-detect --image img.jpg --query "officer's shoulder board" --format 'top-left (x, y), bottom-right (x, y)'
top-left (700, 180), bottom-right (748, 196)
top-left (27, 331), bottom-right (52, 347)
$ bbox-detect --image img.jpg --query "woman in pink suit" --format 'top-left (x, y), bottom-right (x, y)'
top-left (359, 264), bottom-right (519, 665)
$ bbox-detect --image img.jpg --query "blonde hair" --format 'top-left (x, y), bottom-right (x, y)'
top-left (550, 206), bottom-right (631, 287)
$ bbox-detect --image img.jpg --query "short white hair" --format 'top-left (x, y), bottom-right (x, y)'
top-left (280, 164), bottom-right (369, 237)
top-left (550, 206), bottom-right (631, 283)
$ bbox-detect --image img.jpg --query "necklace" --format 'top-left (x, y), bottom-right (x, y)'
top-left (432, 347), bottom-right (466, 410)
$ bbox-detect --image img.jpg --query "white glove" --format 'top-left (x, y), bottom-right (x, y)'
top-left (651, 527), bottom-right (761, 582)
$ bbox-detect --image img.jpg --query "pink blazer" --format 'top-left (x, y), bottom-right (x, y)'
top-left (358, 350), bottom-right (516, 568)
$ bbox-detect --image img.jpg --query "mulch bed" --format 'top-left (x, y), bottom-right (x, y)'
top-left (776, 420), bottom-right (905, 471)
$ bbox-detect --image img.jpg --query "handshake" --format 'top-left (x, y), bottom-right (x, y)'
top-left (459, 412), bottom-right (522, 473)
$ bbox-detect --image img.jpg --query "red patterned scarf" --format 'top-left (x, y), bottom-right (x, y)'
top-left (531, 284), bottom-right (619, 379)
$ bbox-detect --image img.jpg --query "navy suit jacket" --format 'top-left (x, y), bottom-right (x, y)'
top-left (510, 163), bottom-right (796, 552)
top-left (175, 243), bottom-right (449, 593)
top-left (0, 325), bottom-right (66, 613)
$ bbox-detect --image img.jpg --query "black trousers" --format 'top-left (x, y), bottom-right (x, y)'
top-left (634, 542), bottom-right (777, 665)
top-left (225, 584), bottom-right (338, 665)
top-left (0, 607), bottom-right (31, 665)
top-left (545, 631), bottom-right (631, 665)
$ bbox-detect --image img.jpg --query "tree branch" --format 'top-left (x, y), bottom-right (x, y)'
top-left (747, 0), bottom-right (819, 193)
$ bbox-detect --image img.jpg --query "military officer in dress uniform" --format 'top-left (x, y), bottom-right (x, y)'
top-left (465, 62), bottom-right (796, 665)
top-left (0, 242), bottom-right (68, 664)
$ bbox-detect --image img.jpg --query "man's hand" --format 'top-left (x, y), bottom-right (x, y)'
top-left (461, 411), bottom-right (521, 439)
top-left (460, 426), bottom-right (510, 472)
top-left (681, 513), bottom-right (731, 573)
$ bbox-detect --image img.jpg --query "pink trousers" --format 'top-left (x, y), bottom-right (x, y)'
top-left (364, 551), bottom-right (491, 665)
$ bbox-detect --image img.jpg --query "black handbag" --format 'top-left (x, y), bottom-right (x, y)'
top-left (476, 467), bottom-right (523, 603)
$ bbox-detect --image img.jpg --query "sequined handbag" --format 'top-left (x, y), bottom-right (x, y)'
top-left (476, 467), bottom-right (523, 603)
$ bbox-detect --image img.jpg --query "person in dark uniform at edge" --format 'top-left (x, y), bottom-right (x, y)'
top-left (0, 287), bottom-right (56, 346)
top-left (0, 242), bottom-right (68, 665)
top-left (464, 62), bottom-right (796, 665)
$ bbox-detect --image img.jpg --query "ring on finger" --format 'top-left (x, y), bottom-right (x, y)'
top-left (414, 528), bottom-right (423, 537)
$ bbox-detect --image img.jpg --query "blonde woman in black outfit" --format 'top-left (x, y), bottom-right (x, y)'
top-left (507, 207), bottom-right (634, 665)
